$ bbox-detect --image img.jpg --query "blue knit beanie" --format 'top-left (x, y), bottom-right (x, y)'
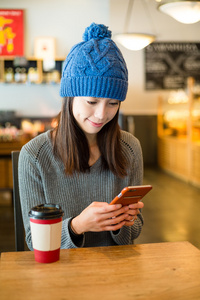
top-left (59, 23), bottom-right (128, 101)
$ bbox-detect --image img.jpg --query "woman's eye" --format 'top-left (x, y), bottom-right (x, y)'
top-left (87, 101), bottom-right (97, 105)
top-left (109, 102), bottom-right (119, 106)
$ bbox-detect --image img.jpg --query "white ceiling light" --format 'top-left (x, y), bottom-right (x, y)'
top-left (115, 33), bottom-right (155, 51)
top-left (115, 0), bottom-right (156, 51)
top-left (158, 1), bottom-right (200, 24)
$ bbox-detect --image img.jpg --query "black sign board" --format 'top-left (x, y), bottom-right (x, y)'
top-left (145, 42), bottom-right (200, 90)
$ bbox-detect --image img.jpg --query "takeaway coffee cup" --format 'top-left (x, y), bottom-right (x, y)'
top-left (29, 204), bottom-right (64, 263)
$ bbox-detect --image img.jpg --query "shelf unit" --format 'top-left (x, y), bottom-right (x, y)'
top-left (0, 56), bottom-right (65, 84)
top-left (158, 77), bottom-right (200, 187)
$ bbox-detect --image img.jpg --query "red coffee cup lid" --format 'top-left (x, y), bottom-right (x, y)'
top-left (29, 204), bottom-right (64, 220)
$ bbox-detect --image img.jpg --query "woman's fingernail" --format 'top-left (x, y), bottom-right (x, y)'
top-left (116, 204), bottom-right (122, 208)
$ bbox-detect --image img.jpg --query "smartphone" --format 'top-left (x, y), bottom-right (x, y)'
top-left (110, 185), bottom-right (152, 206)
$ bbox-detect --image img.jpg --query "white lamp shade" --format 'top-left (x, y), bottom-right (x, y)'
top-left (158, 1), bottom-right (200, 24)
top-left (115, 33), bottom-right (156, 51)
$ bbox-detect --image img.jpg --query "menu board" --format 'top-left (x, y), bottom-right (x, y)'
top-left (145, 42), bottom-right (200, 90)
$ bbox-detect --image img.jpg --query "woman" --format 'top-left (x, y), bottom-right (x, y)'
top-left (19, 23), bottom-right (144, 250)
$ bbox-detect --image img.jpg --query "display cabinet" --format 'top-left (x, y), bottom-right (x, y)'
top-left (0, 140), bottom-right (25, 189)
top-left (158, 77), bottom-right (200, 187)
top-left (0, 117), bottom-right (54, 191)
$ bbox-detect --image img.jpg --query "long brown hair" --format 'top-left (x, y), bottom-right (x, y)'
top-left (53, 97), bottom-right (128, 177)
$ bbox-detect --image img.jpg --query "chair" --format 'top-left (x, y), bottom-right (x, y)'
top-left (11, 151), bottom-right (25, 251)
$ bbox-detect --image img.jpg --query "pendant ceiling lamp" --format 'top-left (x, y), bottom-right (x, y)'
top-left (115, 0), bottom-right (156, 51)
top-left (158, 1), bottom-right (200, 24)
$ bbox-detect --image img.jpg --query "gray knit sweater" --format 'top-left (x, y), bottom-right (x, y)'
top-left (18, 129), bottom-right (144, 250)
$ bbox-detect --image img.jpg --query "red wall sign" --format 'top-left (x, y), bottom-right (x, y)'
top-left (0, 9), bottom-right (24, 56)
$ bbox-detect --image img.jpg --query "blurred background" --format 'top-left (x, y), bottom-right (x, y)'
top-left (0, 0), bottom-right (200, 252)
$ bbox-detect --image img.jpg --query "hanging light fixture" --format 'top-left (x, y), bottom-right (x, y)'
top-left (115, 0), bottom-right (156, 51)
top-left (115, 33), bottom-right (155, 51)
top-left (158, 1), bottom-right (200, 24)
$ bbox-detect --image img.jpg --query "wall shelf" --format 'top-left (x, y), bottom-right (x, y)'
top-left (0, 56), bottom-right (65, 84)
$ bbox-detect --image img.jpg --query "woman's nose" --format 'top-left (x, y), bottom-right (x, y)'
top-left (94, 104), bottom-right (106, 120)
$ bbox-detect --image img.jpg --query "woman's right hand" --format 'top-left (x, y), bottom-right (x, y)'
top-left (70, 202), bottom-right (130, 235)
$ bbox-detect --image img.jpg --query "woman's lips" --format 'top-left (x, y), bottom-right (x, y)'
top-left (88, 119), bottom-right (104, 128)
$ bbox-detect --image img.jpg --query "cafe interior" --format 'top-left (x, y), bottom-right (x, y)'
top-left (0, 0), bottom-right (200, 298)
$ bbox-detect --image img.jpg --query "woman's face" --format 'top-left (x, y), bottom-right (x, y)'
top-left (72, 97), bottom-right (119, 138)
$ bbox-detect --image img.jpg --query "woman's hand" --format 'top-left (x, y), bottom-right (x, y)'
top-left (71, 202), bottom-right (130, 234)
top-left (123, 201), bottom-right (144, 226)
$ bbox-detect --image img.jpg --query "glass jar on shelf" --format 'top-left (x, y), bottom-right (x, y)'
top-left (21, 67), bottom-right (27, 83)
top-left (28, 67), bottom-right (39, 83)
top-left (5, 67), bottom-right (14, 83)
top-left (14, 67), bottom-right (21, 83)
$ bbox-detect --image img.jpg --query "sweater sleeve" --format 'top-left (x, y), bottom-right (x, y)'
top-left (110, 214), bottom-right (144, 245)
top-left (18, 146), bottom-right (85, 250)
top-left (110, 131), bottom-right (144, 245)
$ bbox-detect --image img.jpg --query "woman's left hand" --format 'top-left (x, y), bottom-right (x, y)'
top-left (124, 201), bottom-right (144, 226)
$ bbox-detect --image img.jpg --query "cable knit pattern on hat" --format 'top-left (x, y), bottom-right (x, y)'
top-left (60, 23), bottom-right (128, 101)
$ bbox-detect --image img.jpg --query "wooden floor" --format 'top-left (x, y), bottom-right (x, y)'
top-left (0, 167), bottom-right (200, 253)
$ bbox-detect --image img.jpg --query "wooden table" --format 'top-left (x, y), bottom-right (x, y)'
top-left (1, 241), bottom-right (200, 300)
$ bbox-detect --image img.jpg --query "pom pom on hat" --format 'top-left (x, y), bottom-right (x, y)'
top-left (60, 23), bottom-right (128, 101)
top-left (83, 23), bottom-right (112, 41)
